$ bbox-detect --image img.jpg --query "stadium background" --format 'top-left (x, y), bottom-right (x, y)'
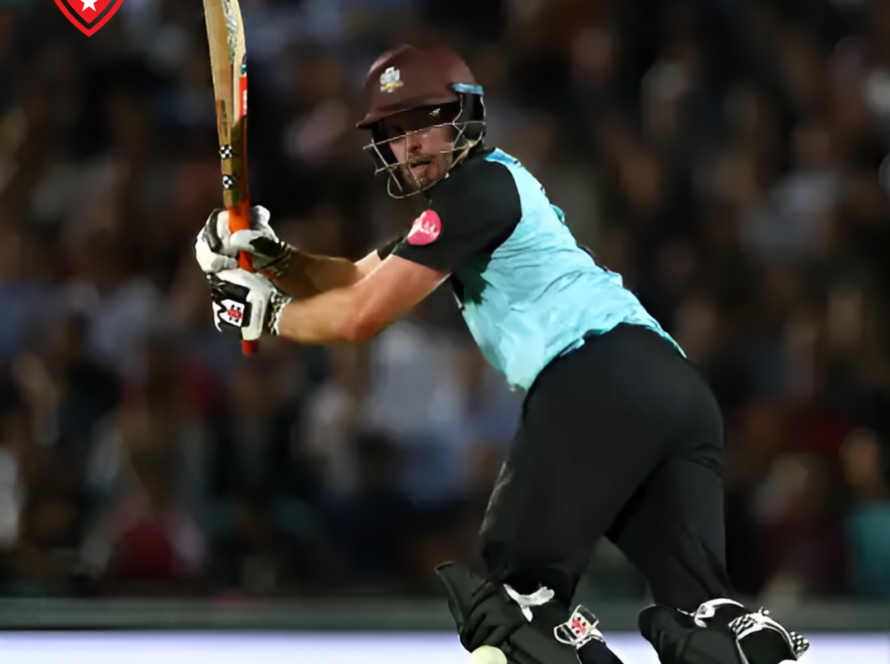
top-left (0, 0), bottom-right (888, 658)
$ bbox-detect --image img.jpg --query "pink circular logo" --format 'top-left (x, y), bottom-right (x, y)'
top-left (407, 210), bottom-right (442, 246)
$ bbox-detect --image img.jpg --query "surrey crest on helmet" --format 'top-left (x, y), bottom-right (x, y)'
top-left (379, 67), bottom-right (404, 93)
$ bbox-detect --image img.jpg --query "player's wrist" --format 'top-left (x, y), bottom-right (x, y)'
top-left (265, 288), bottom-right (293, 336)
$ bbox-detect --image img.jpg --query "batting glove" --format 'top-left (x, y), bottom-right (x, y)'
top-left (460, 580), bottom-right (529, 651)
top-left (195, 206), bottom-right (293, 277)
top-left (207, 268), bottom-right (292, 341)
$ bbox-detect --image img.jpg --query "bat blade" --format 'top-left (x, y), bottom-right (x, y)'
top-left (203, 0), bottom-right (257, 355)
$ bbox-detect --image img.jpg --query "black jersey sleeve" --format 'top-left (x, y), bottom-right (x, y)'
top-left (390, 157), bottom-right (522, 272)
top-left (376, 234), bottom-right (405, 260)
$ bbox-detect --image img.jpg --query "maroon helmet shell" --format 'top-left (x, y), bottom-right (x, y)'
top-left (356, 43), bottom-right (477, 129)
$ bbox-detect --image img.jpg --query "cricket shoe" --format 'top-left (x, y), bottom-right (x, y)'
top-left (554, 605), bottom-right (625, 664)
top-left (554, 605), bottom-right (605, 649)
top-left (690, 599), bottom-right (810, 663)
top-left (639, 604), bottom-right (748, 664)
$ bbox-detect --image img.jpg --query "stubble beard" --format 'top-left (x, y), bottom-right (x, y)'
top-left (400, 151), bottom-right (453, 192)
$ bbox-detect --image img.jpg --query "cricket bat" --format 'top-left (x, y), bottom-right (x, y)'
top-left (203, 0), bottom-right (257, 355)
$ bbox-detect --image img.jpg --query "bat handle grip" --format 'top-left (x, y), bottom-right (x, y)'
top-left (228, 200), bottom-right (259, 356)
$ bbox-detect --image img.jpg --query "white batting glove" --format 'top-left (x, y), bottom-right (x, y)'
top-left (195, 206), bottom-right (293, 277)
top-left (207, 268), bottom-right (292, 341)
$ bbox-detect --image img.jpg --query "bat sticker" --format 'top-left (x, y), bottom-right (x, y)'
top-left (222, 0), bottom-right (240, 62)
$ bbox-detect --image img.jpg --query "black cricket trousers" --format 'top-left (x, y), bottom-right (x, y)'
top-left (479, 323), bottom-right (733, 612)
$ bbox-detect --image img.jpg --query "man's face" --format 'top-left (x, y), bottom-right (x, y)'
top-left (379, 106), bottom-right (457, 191)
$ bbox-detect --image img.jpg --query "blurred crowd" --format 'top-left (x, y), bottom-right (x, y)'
top-left (0, 0), bottom-right (889, 605)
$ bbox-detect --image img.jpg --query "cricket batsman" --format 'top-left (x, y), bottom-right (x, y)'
top-left (195, 43), bottom-right (810, 664)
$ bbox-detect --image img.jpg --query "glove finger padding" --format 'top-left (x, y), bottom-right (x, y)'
top-left (217, 205), bottom-right (275, 247)
top-left (249, 205), bottom-right (274, 231)
top-left (195, 208), bottom-right (238, 274)
top-left (196, 205), bottom-right (290, 276)
top-left (475, 623), bottom-right (524, 652)
top-left (229, 229), bottom-right (272, 254)
top-left (228, 229), bottom-right (291, 276)
top-left (463, 582), bottom-right (526, 650)
top-left (229, 209), bottom-right (291, 277)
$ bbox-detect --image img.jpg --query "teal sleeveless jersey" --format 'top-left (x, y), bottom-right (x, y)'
top-left (452, 149), bottom-right (682, 391)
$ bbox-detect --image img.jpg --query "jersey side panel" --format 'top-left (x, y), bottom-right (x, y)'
top-left (454, 149), bottom-right (682, 390)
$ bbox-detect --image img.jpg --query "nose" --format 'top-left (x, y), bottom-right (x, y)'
top-left (406, 131), bottom-right (424, 154)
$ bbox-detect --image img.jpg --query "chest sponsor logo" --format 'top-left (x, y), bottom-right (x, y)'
top-left (407, 209), bottom-right (442, 246)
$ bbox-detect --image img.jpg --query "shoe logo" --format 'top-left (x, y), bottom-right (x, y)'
top-left (554, 606), bottom-right (602, 648)
top-left (569, 612), bottom-right (592, 637)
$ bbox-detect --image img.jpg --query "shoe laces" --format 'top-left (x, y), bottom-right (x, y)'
top-left (729, 609), bottom-right (811, 659)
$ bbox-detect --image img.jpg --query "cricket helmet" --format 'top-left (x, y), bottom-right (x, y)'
top-left (356, 43), bottom-right (486, 197)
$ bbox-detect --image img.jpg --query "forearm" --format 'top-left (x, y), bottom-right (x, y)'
top-left (273, 250), bottom-right (363, 298)
top-left (272, 253), bottom-right (443, 345)
top-left (276, 285), bottom-right (378, 345)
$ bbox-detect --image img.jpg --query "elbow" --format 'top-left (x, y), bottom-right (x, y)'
top-left (340, 310), bottom-right (384, 343)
